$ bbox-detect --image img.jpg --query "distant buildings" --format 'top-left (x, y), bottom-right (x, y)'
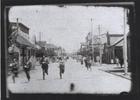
top-left (36, 41), bottom-right (66, 57)
top-left (80, 32), bottom-right (130, 67)
top-left (105, 32), bottom-right (131, 71)
top-left (35, 41), bottom-right (47, 57)
top-left (102, 33), bottom-right (124, 64)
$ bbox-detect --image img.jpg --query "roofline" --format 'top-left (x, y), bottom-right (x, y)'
top-left (36, 41), bottom-right (46, 47)
top-left (109, 34), bottom-right (124, 37)
top-left (10, 22), bottom-right (30, 30)
top-left (109, 37), bottom-right (124, 47)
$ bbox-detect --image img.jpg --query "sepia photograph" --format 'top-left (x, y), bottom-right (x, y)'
top-left (6, 5), bottom-right (132, 94)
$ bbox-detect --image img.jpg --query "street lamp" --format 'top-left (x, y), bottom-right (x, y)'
top-left (98, 25), bottom-right (102, 66)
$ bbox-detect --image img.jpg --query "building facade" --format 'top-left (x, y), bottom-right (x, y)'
top-left (9, 22), bottom-right (36, 70)
top-left (102, 33), bottom-right (124, 64)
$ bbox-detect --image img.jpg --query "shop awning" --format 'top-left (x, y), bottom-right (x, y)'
top-left (110, 37), bottom-right (124, 47)
top-left (16, 34), bottom-right (35, 48)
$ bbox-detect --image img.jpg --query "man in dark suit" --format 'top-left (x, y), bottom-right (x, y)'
top-left (119, 58), bottom-right (124, 68)
top-left (40, 56), bottom-right (49, 80)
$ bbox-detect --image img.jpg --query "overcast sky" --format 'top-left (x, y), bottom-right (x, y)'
top-left (9, 5), bottom-right (129, 53)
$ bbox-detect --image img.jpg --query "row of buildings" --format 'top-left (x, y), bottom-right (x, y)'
top-left (8, 21), bottom-right (37, 71)
top-left (35, 41), bottom-right (66, 58)
top-left (8, 20), bottom-right (65, 71)
top-left (79, 32), bottom-right (130, 70)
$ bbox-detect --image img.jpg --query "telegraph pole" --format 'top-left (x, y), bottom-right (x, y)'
top-left (39, 32), bottom-right (41, 41)
top-left (98, 25), bottom-right (102, 65)
top-left (16, 18), bottom-right (19, 42)
top-left (91, 18), bottom-right (94, 64)
top-left (16, 18), bottom-right (19, 32)
top-left (16, 18), bottom-right (21, 66)
top-left (123, 8), bottom-right (128, 75)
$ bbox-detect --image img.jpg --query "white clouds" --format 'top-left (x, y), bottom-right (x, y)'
top-left (9, 5), bottom-right (129, 53)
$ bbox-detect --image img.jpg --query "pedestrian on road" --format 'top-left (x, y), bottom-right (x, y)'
top-left (89, 57), bottom-right (92, 70)
top-left (115, 57), bottom-right (119, 67)
top-left (58, 57), bottom-right (65, 79)
top-left (23, 58), bottom-right (32, 82)
top-left (80, 57), bottom-right (83, 65)
top-left (10, 58), bottom-right (18, 83)
top-left (84, 57), bottom-right (88, 70)
top-left (40, 56), bottom-right (49, 80)
top-left (119, 58), bottom-right (124, 68)
top-left (87, 57), bottom-right (92, 71)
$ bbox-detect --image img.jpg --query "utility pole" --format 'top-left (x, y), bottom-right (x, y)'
top-left (91, 18), bottom-right (94, 64)
top-left (39, 32), bottom-right (41, 41)
top-left (123, 8), bottom-right (128, 75)
top-left (15, 18), bottom-right (19, 42)
top-left (34, 35), bottom-right (37, 44)
top-left (16, 18), bottom-right (21, 66)
top-left (16, 18), bottom-right (19, 33)
top-left (98, 25), bottom-right (102, 65)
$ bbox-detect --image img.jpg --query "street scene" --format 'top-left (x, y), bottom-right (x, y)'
top-left (8, 58), bottom-right (131, 94)
top-left (7, 5), bottom-right (131, 94)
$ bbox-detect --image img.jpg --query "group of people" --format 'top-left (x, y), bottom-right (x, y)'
top-left (40, 56), bottom-right (66, 80)
top-left (79, 56), bottom-right (92, 71)
top-left (80, 56), bottom-right (124, 70)
top-left (10, 57), bottom-right (32, 83)
top-left (10, 56), bottom-right (66, 83)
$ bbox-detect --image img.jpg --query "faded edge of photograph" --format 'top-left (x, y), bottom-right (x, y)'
top-left (2, 1), bottom-right (137, 99)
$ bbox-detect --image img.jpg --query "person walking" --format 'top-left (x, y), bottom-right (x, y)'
top-left (58, 57), bottom-right (65, 79)
top-left (119, 58), bottom-right (124, 68)
top-left (84, 57), bottom-right (88, 70)
top-left (40, 56), bottom-right (49, 80)
top-left (86, 57), bottom-right (92, 71)
top-left (80, 57), bottom-right (83, 65)
top-left (88, 57), bottom-right (92, 71)
top-left (23, 58), bottom-right (32, 82)
top-left (10, 58), bottom-right (18, 83)
top-left (115, 57), bottom-right (119, 67)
